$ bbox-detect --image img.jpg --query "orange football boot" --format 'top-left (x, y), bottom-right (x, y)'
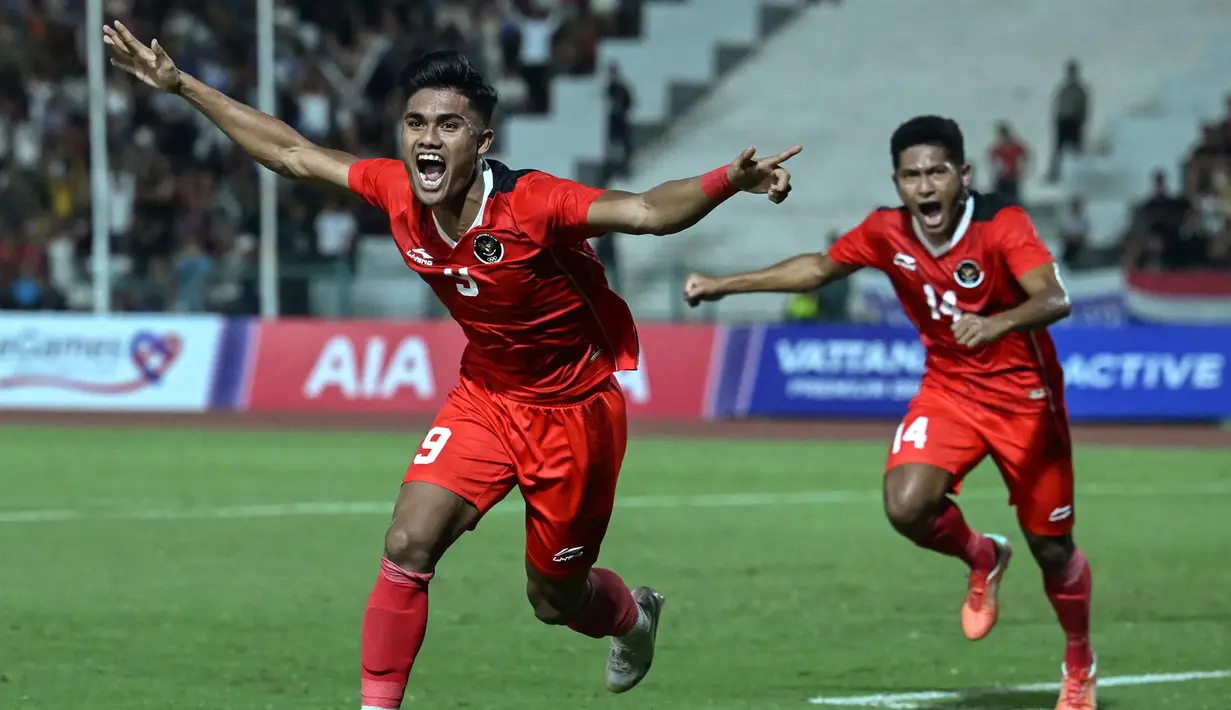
top-left (961, 533), bottom-right (1012, 641)
top-left (1055, 661), bottom-right (1098, 710)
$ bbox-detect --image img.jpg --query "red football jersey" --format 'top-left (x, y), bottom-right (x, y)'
top-left (828, 193), bottom-right (1065, 410)
top-left (349, 158), bottom-right (638, 400)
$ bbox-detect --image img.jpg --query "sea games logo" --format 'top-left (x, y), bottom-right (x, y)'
top-left (0, 328), bottom-right (182, 394)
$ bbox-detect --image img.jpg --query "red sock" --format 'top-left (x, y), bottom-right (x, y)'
top-left (566, 568), bottom-right (640, 639)
top-left (360, 558), bottom-right (433, 709)
top-left (1044, 548), bottom-right (1093, 671)
top-left (912, 499), bottom-right (998, 572)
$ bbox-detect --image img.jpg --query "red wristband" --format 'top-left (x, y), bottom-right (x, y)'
top-left (700, 166), bottom-right (738, 200)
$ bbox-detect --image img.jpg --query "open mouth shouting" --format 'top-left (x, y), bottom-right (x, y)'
top-left (916, 199), bottom-right (947, 232)
top-left (416, 152), bottom-right (447, 192)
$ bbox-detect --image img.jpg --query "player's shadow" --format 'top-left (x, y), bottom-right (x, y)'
top-left (947, 690), bottom-right (1113, 709)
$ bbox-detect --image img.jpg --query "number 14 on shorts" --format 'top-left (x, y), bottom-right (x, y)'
top-left (893, 416), bottom-right (929, 453)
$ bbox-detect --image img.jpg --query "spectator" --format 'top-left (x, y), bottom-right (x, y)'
top-left (1047, 59), bottom-right (1090, 183)
top-left (558, 5), bottom-right (601, 75)
top-left (987, 121), bottom-right (1029, 202)
top-left (1219, 94), bottom-right (1231, 134)
top-left (1058, 197), bottom-right (1090, 267)
top-left (132, 256), bottom-right (176, 312)
top-left (6, 260), bottom-right (65, 311)
top-left (1194, 180), bottom-right (1229, 236)
top-left (1209, 217), bottom-right (1231, 268)
top-left (172, 237), bottom-right (214, 312)
top-left (1174, 207), bottom-right (1210, 268)
top-left (314, 193), bottom-right (360, 268)
top-left (1129, 229), bottom-right (1167, 271)
top-left (294, 66), bottom-right (334, 143)
top-left (513, 2), bottom-right (562, 113)
top-left (1185, 123), bottom-right (1231, 194)
top-left (1136, 169), bottom-right (1189, 239)
top-left (605, 62), bottom-right (634, 179)
top-left (206, 220), bottom-right (257, 314)
top-left (1213, 167), bottom-right (1231, 216)
top-left (45, 219), bottom-right (81, 302)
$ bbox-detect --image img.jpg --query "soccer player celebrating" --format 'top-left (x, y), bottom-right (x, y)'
top-left (683, 116), bottom-right (1095, 710)
top-left (105, 21), bottom-right (799, 709)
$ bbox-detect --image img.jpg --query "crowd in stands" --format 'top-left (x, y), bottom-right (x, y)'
top-left (982, 62), bottom-right (1231, 275)
top-left (3, 3), bottom-right (1226, 317)
top-left (1123, 95), bottom-right (1231, 271)
top-left (0, 0), bottom-right (637, 313)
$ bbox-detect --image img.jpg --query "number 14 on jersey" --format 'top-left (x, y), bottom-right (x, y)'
top-left (923, 284), bottom-right (960, 322)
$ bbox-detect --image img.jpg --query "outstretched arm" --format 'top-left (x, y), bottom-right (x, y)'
top-left (104, 22), bottom-right (355, 188)
top-left (585, 145), bottom-right (801, 235)
top-left (683, 253), bottom-right (857, 307)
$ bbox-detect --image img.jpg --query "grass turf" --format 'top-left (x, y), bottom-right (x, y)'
top-left (0, 424), bottom-right (1228, 709)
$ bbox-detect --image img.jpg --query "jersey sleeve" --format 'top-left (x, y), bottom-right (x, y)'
top-left (996, 206), bottom-right (1056, 279)
top-left (348, 158), bottom-right (409, 214)
top-left (826, 211), bottom-right (884, 268)
top-left (514, 171), bottom-right (607, 247)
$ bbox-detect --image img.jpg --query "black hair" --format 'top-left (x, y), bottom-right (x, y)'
top-left (398, 51), bottom-right (499, 126)
top-left (890, 115), bottom-right (965, 169)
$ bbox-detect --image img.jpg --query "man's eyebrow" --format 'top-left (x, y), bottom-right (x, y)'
top-left (402, 111), bottom-right (467, 123)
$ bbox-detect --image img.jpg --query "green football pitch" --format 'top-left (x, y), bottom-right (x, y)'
top-left (1, 423), bottom-right (1228, 709)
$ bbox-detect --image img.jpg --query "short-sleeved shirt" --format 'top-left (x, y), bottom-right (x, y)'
top-left (349, 158), bottom-right (638, 401)
top-left (828, 192), bottom-right (1064, 410)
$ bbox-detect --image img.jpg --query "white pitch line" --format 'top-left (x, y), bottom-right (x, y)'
top-left (0, 482), bottom-right (1227, 525)
top-left (808, 669), bottom-right (1231, 708)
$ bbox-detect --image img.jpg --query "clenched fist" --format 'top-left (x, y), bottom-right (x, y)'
top-left (951, 313), bottom-right (1010, 347)
top-left (683, 273), bottom-right (725, 307)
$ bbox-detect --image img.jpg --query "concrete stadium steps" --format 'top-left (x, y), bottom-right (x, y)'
top-left (611, 0), bottom-right (1231, 321)
top-left (491, 0), bottom-right (811, 187)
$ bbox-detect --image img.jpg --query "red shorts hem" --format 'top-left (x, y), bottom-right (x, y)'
top-left (400, 469), bottom-right (509, 518)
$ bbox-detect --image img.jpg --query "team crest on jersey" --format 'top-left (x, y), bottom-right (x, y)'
top-left (473, 234), bottom-right (503, 264)
top-left (954, 259), bottom-right (984, 288)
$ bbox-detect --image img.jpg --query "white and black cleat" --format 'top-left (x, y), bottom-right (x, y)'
top-left (605, 587), bottom-right (665, 693)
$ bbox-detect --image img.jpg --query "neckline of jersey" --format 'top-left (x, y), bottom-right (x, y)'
top-left (431, 160), bottom-right (495, 250)
top-left (911, 194), bottom-right (975, 259)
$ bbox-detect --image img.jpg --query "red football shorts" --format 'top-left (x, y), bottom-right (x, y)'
top-left (404, 374), bottom-right (627, 579)
top-left (885, 382), bottom-right (1075, 536)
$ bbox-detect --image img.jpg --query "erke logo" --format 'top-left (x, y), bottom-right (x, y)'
top-left (893, 253), bottom-right (918, 271)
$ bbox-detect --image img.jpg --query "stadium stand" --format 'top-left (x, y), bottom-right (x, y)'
top-left (607, 0), bottom-right (1231, 321)
top-left (0, 0), bottom-right (646, 315)
top-left (2, 0), bottom-right (1229, 321)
